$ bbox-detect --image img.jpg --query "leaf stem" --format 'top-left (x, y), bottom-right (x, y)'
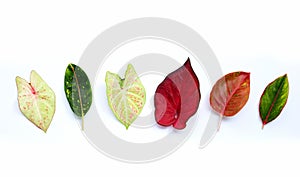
top-left (82, 116), bottom-right (84, 131)
top-left (217, 115), bottom-right (223, 131)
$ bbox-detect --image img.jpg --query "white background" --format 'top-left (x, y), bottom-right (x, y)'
top-left (1, 0), bottom-right (300, 176)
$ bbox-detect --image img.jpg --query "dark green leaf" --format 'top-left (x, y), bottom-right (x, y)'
top-left (64, 63), bottom-right (92, 130)
top-left (259, 74), bottom-right (289, 129)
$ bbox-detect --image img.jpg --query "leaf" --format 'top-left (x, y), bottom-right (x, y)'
top-left (16, 70), bottom-right (56, 133)
top-left (105, 64), bottom-right (146, 129)
top-left (259, 74), bottom-right (289, 129)
top-left (64, 63), bottom-right (92, 130)
top-left (154, 58), bottom-right (201, 130)
top-left (210, 71), bottom-right (250, 117)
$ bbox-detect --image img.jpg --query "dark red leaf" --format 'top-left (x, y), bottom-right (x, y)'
top-left (154, 58), bottom-right (201, 129)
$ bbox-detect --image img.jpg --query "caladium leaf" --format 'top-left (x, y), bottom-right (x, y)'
top-left (105, 64), bottom-right (146, 129)
top-left (16, 70), bottom-right (56, 133)
top-left (210, 71), bottom-right (250, 117)
top-left (154, 58), bottom-right (200, 130)
top-left (64, 63), bottom-right (92, 130)
top-left (259, 74), bottom-right (289, 129)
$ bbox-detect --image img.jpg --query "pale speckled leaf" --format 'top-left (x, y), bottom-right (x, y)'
top-left (105, 64), bottom-right (146, 129)
top-left (16, 70), bottom-right (56, 132)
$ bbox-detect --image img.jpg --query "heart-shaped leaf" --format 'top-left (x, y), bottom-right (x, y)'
top-left (64, 63), bottom-right (92, 130)
top-left (16, 70), bottom-right (56, 132)
top-left (259, 74), bottom-right (289, 129)
top-left (105, 64), bottom-right (146, 129)
top-left (154, 58), bottom-right (201, 130)
top-left (210, 72), bottom-right (250, 117)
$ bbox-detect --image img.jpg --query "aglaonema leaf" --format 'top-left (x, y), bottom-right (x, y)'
top-left (210, 72), bottom-right (250, 129)
top-left (259, 74), bottom-right (289, 129)
top-left (105, 64), bottom-right (146, 129)
top-left (154, 58), bottom-right (201, 130)
top-left (64, 63), bottom-right (92, 130)
top-left (16, 70), bottom-right (56, 133)
top-left (210, 71), bottom-right (250, 117)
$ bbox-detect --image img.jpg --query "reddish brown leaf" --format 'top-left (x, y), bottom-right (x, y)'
top-left (154, 58), bottom-right (201, 129)
top-left (210, 72), bottom-right (250, 117)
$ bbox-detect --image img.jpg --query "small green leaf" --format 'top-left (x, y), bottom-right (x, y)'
top-left (64, 63), bottom-right (92, 130)
top-left (105, 64), bottom-right (146, 129)
top-left (259, 74), bottom-right (289, 129)
top-left (16, 70), bottom-right (56, 133)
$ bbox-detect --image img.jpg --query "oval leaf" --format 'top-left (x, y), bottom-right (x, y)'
top-left (154, 58), bottom-right (201, 130)
top-left (259, 74), bottom-right (289, 129)
top-left (16, 70), bottom-right (56, 132)
top-left (210, 71), bottom-right (250, 117)
top-left (64, 63), bottom-right (92, 130)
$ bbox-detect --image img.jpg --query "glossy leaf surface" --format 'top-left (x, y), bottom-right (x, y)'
top-left (16, 70), bottom-right (56, 132)
top-left (105, 64), bottom-right (146, 129)
top-left (64, 63), bottom-right (92, 130)
top-left (154, 58), bottom-right (201, 130)
top-left (259, 74), bottom-right (289, 128)
top-left (210, 72), bottom-right (250, 117)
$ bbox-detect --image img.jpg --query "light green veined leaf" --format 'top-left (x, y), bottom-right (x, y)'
top-left (105, 64), bottom-right (146, 129)
top-left (16, 70), bottom-right (56, 132)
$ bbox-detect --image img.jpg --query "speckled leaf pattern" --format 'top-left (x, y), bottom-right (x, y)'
top-left (210, 72), bottom-right (250, 117)
top-left (16, 70), bottom-right (56, 132)
top-left (64, 63), bottom-right (92, 130)
top-left (105, 64), bottom-right (146, 129)
top-left (259, 74), bottom-right (289, 129)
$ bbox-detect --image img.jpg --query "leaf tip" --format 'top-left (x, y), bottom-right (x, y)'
top-left (242, 71), bottom-right (250, 77)
top-left (15, 76), bottom-right (21, 83)
top-left (105, 71), bottom-right (112, 76)
top-left (30, 70), bottom-right (38, 77)
top-left (68, 63), bottom-right (75, 67)
top-left (127, 63), bottom-right (134, 69)
top-left (184, 57), bottom-right (191, 66)
top-left (126, 64), bottom-right (138, 76)
top-left (283, 74), bottom-right (288, 81)
top-left (105, 71), bottom-right (115, 83)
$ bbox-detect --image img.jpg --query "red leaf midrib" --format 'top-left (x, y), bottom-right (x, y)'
top-left (222, 73), bottom-right (249, 116)
top-left (262, 76), bottom-right (285, 127)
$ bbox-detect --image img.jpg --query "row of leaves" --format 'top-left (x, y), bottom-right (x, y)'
top-left (210, 71), bottom-right (289, 129)
top-left (16, 64), bottom-right (92, 132)
top-left (154, 58), bottom-right (289, 130)
top-left (15, 59), bottom-right (289, 133)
